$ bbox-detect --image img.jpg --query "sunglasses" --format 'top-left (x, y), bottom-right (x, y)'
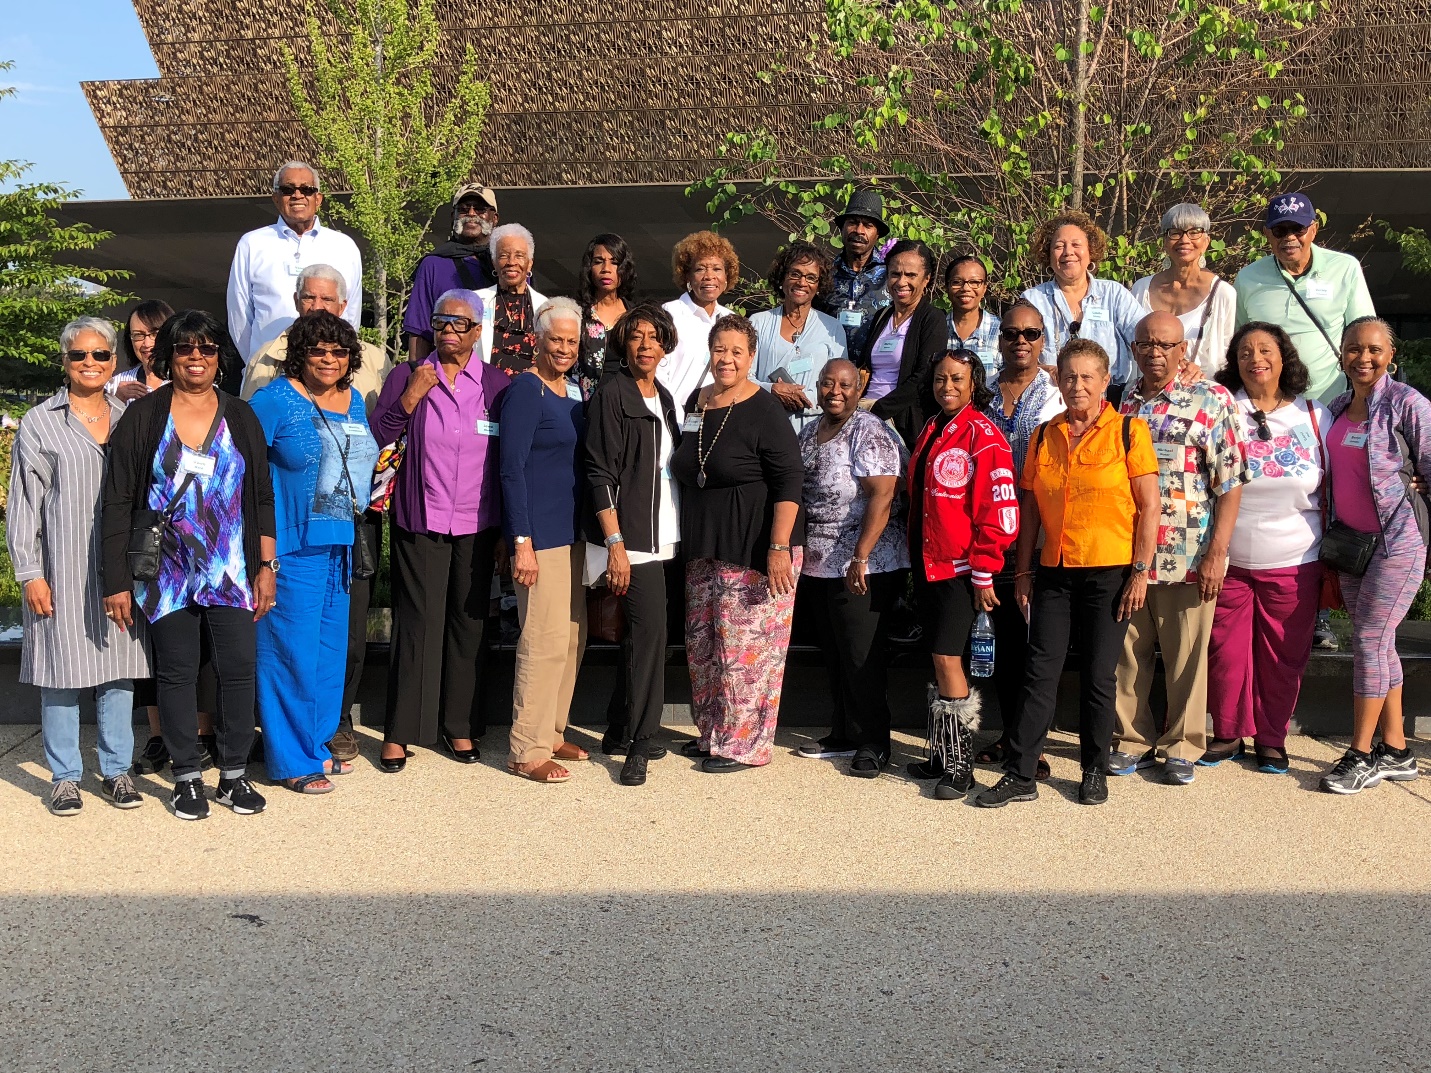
top-left (172, 343), bottom-right (220, 358)
top-left (1250, 410), bottom-right (1273, 442)
top-left (999, 327), bottom-right (1043, 343)
top-left (1069, 321), bottom-right (1083, 337)
top-left (431, 314), bottom-right (476, 334)
top-left (65, 349), bottom-right (113, 362)
top-left (277, 184), bottom-right (320, 197)
top-left (306, 346), bottom-right (352, 360)
top-left (1269, 223), bottom-right (1308, 239)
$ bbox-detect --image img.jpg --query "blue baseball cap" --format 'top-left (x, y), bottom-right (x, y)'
top-left (1265, 192), bottom-right (1315, 228)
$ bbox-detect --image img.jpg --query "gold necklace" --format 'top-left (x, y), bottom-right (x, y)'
top-left (695, 397), bottom-right (737, 488)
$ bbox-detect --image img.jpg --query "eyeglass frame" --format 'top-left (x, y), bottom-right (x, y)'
top-left (277, 183), bottom-right (320, 197)
top-left (431, 314), bottom-right (478, 334)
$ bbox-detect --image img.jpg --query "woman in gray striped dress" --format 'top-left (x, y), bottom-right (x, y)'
top-left (8, 317), bottom-right (152, 815)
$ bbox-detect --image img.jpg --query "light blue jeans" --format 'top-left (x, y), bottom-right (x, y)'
top-left (40, 681), bottom-right (135, 783)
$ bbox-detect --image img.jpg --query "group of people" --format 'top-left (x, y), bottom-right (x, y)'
top-left (12, 160), bottom-right (1427, 820)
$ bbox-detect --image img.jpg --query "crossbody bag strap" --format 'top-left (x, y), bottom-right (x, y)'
top-left (161, 391), bottom-right (227, 521)
top-left (309, 394), bottom-right (362, 512)
top-left (1185, 278), bottom-right (1223, 370)
top-left (1306, 399), bottom-right (1331, 525)
top-left (1280, 272), bottom-right (1340, 360)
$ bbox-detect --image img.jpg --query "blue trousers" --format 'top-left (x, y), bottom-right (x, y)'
top-left (40, 681), bottom-right (134, 782)
top-left (257, 544), bottom-right (349, 780)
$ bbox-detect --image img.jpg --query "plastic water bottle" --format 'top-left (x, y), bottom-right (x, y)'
top-left (970, 611), bottom-right (995, 678)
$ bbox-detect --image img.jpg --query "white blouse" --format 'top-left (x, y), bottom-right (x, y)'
top-left (1131, 274), bottom-right (1237, 377)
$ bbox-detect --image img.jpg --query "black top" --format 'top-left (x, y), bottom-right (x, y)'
top-left (856, 298), bottom-right (944, 449)
top-left (583, 371), bottom-right (682, 553)
top-left (101, 384), bottom-right (276, 597)
top-left (670, 387), bottom-right (805, 572)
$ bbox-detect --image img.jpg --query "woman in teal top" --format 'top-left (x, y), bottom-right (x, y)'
top-left (751, 242), bottom-right (848, 434)
top-left (249, 311), bottom-right (379, 793)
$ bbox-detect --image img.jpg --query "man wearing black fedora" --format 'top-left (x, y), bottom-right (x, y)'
top-left (818, 188), bottom-right (892, 356)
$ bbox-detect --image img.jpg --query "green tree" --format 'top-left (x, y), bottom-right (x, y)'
top-left (0, 66), bottom-right (132, 389)
top-left (696, 0), bottom-right (1325, 299)
top-left (282, 0), bottom-right (491, 355)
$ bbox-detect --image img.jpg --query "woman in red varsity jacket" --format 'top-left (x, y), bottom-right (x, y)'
top-left (904, 347), bottom-right (1019, 802)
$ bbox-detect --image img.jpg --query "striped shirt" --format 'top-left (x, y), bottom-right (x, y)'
top-left (7, 389), bottom-right (152, 688)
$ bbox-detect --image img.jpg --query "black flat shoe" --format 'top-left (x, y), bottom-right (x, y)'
top-left (441, 733), bottom-right (481, 764)
top-left (681, 739), bottom-right (711, 759)
top-left (702, 756), bottom-right (753, 773)
top-left (604, 736), bottom-right (668, 760)
top-left (379, 748), bottom-right (415, 774)
top-left (620, 745), bottom-right (649, 786)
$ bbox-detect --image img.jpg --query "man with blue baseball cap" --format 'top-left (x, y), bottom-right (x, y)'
top-left (1233, 191), bottom-right (1375, 404)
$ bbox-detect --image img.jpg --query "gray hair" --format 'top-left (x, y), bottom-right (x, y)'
top-left (433, 288), bottom-right (482, 320)
top-left (59, 316), bottom-right (118, 356)
top-left (490, 222), bottom-right (535, 261)
top-left (1160, 202), bottom-right (1212, 234)
top-left (272, 160), bottom-right (322, 193)
top-left (535, 296), bottom-right (583, 337)
top-left (294, 263), bottom-right (347, 303)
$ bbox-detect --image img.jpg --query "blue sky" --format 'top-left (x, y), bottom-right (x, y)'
top-left (1, 1), bottom-right (156, 200)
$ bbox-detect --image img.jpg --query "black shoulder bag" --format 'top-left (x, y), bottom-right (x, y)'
top-left (1317, 404), bottom-right (1380, 578)
top-left (310, 397), bottom-right (378, 580)
top-left (127, 394), bottom-right (227, 582)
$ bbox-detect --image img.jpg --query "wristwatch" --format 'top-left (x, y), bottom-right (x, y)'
top-left (1131, 561), bottom-right (1148, 574)
top-left (513, 536), bottom-right (530, 545)
top-left (260, 558), bottom-right (281, 574)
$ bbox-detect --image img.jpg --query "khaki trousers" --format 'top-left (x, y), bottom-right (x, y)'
top-left (509, 545), bottom-right (587, 765)
top-left (1114, 582), bottom-right (1214, 762)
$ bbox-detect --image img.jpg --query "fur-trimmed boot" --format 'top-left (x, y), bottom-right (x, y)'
top-left (906, 683), bottom-right (948, 779)
top-left (934, 692), bottom-right (981, 800)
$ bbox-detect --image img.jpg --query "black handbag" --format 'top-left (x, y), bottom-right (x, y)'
top-left (1319, 519), bottom-right (1379, 577)
top-left (127, 395), bottom-right (227, 582)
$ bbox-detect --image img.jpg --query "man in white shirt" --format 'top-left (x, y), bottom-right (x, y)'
top-left (226, 161), bottom-right (363, 365)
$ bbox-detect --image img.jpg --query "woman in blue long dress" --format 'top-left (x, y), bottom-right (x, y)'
top-left (249, 311), bottom-right (379, 793)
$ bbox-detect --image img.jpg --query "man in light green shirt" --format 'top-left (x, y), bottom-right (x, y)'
top-left (1234, 191), bottom-right (1375, 404)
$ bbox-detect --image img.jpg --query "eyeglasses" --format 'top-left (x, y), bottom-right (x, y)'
top-left (65, 349), bottom-right (112, 362)
top-left (1250, 410), bottom-right (1273, 442)
top-left (1269, 223), bottom-right (1309, 239)
top-left (277, 184), bottom-right (320, 197)
top-left (947, 277), bottom-right (988, 290)
top-left (172, 343), bottom-right (220, 358)
top-left (431, 314), bottom-right (476, 334)
top-left (455, 202), bottom-right (495, 216)
top-left (305, 346), bottom-right (352, 360)
top-left (1068, 321), bottom-right (1082, 337)
top-left (1133, 340), bottom-right (1184, 353)
top-left (785, 270), bottom-right (821, 286)
top-left (1163, 227), bottom-right (1208, 241)
top-left (999, 327), bottom-right (1043, 343)
top-left (130, 329), bottom-right (159, 344)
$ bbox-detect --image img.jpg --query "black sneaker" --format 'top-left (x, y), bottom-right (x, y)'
top-left (101, 772), bottom-right (144, 809)
top-left (216, 775), bottom-right (267, 815)
top-left (1372, 742), bottom-right (1419, 783)
top-left (171, 779), bottom-right (209, 821)
top-left (132, 735), bottom-right (169, 775)
top-left (603, 735), bottom-right (668, 760)
top-left (974, 773), bottom-right (1039, 808)
top-left (47, 780), bottom-right (83, 816)
top-left (1320, 749), bottom-right (1380, 795)
top-left (619, 742), bottom-right (649, 787)
top-left (1313, 610), bottom-right (1338, 651)
top-left (1079, 768), bottom-right (1109, 805)
top-left (935, 767), bottom-right (977, 800)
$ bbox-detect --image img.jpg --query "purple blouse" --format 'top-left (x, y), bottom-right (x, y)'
top-left (370, 354), bottom-right (509, 535)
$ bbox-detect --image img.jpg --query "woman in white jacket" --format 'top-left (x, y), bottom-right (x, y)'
top-left (475, 223), bottom-right (548, 373)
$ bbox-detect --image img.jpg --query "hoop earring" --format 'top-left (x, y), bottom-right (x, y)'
top-left (1389, 362), bottom-right (1399, 375)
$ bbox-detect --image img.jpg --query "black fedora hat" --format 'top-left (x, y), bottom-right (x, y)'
top-left (834, 189), bottom-right (890, 237)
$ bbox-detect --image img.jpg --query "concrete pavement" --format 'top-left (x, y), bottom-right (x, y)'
top-left (1, 722), bottom-right (1428, 1072)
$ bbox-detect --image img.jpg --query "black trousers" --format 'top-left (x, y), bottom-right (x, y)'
top-left (989, 571), bottom-right (1031, 734)
top-left (803, 570), bottom-right (905, 755)
top-left (1006, 564), bottom-right (1130, 781)
top-left (341, 510), bottom-right (384, 723)
top-left (149, 604), bottom-right (257, 779)
top-left (385, 524), bottom-right (498, 746)
top-left (604, 560), bottom-right (670, 744)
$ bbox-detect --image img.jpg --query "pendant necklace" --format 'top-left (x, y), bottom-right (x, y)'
top-left (695, 394), bottom-right (736, 488)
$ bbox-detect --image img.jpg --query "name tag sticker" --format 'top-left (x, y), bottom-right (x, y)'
top-left (341, 422), bottom-right (367, 437)
top-left (788, 356), bottom-right (813, 375)
top-left (1154, 442), bottom-right (1180, 461)
top-left (682, 414), bottom-right (702, 433)
top-left (1342, 431), bottom-right (1368, 449)
top-left (285, 261), bottom-right (302, 276)
top-left (476, 419), bottom-right (500, 437)
top-left (1306, 281), bottom-right (1334, 301)
top-left (178, 448), bottom-right (216, 478)
top-left (1291, 423), bottom-right (1316, 448)
top-left (1084, 307), bottom-right (1110, 323)
top-left (875, 336), bottom-right (901, 356)
top-left (839, 309), bottom-right (864, 328)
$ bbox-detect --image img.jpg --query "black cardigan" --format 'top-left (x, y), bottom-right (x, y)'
top-left (582, 371), bottom-right (682, 554)
top-left (856, 298), bottom-right (944, 449)
top-left (101, 384), bottom-right (277, 597)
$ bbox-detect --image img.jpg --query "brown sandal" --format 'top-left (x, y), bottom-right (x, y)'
top-left (508, 759), bottom-right (572, 783)
top-left (552, 740), bottom-right (589, 762)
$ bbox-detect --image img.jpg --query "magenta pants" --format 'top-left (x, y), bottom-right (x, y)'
top-left (1206, 562), bottom-right (1321, 748)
